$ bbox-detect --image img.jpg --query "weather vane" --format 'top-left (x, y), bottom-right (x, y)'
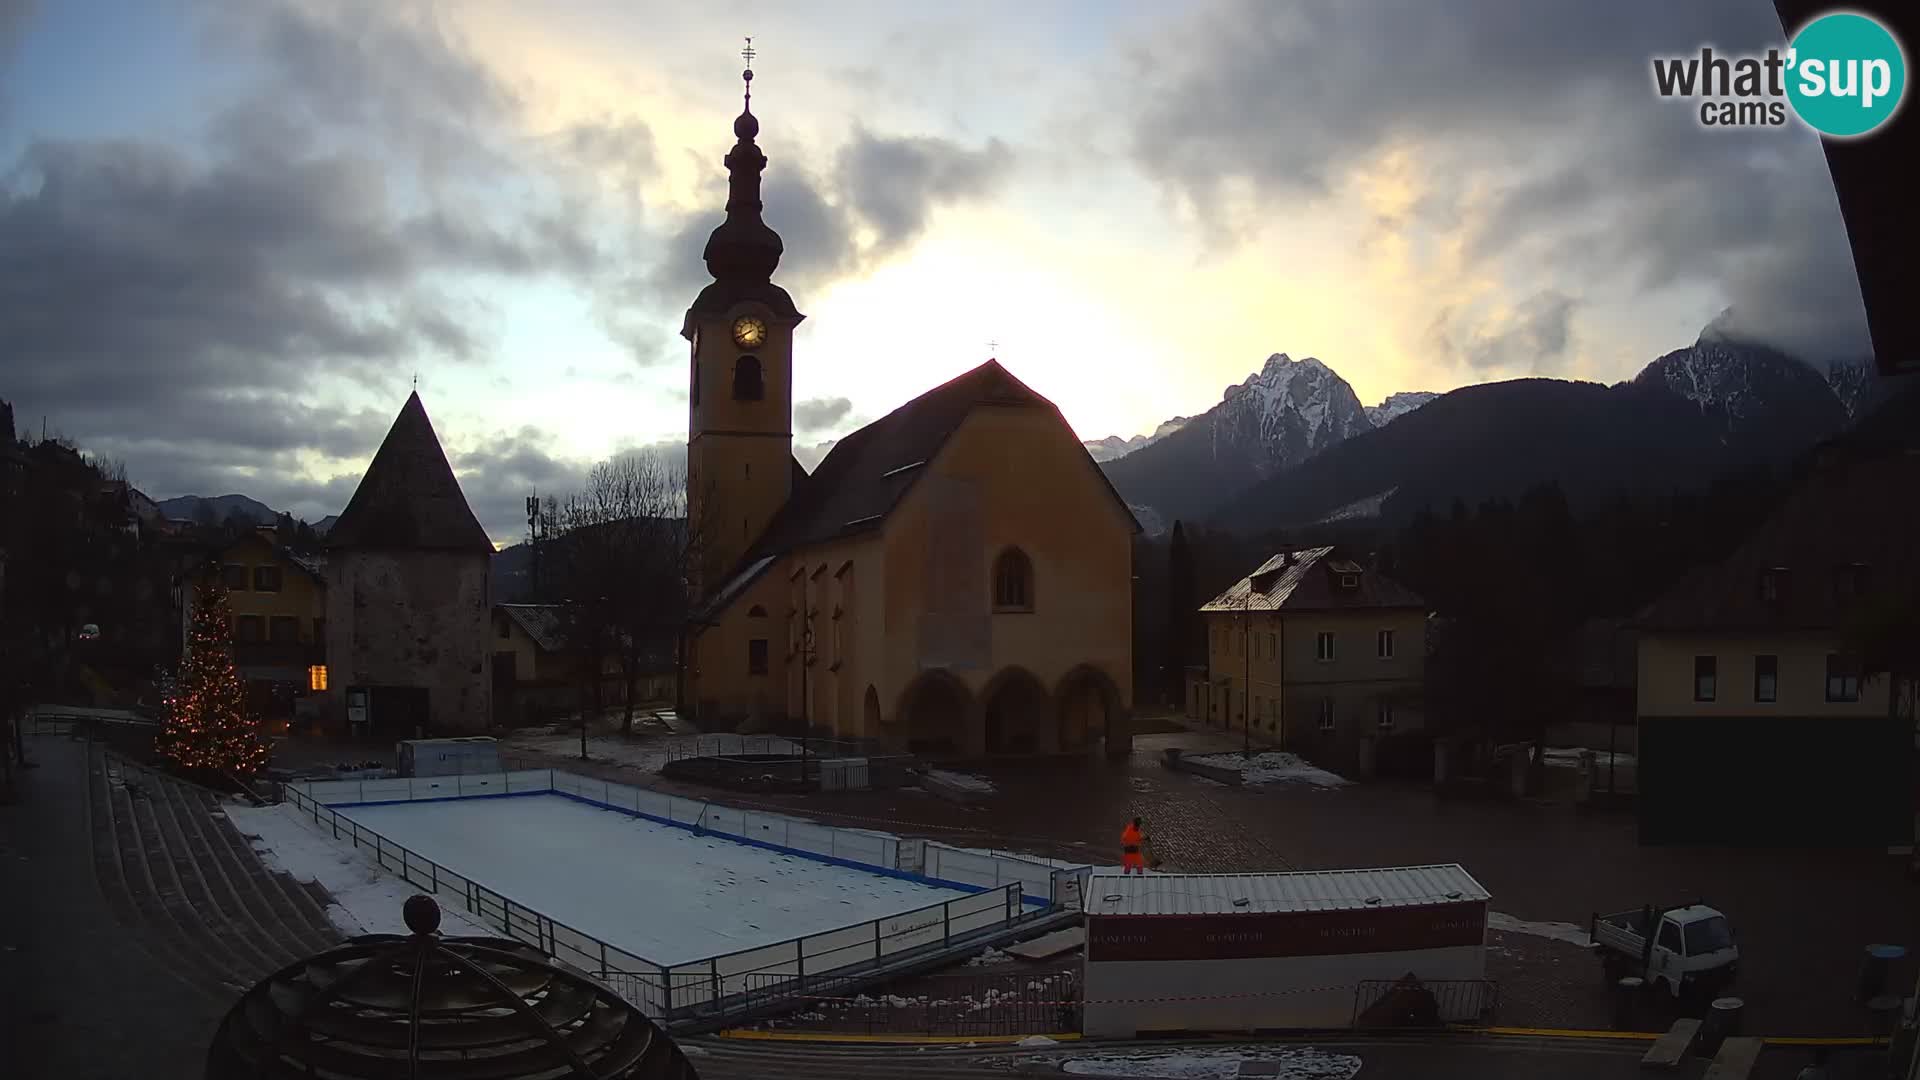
top-left (742, 37), bottom-right (756, 105)
top-left (988, 339), bottom-right (999, 356)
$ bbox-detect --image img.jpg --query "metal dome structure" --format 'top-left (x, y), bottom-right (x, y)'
top-left (207, 895), bottom-right (699, 1079)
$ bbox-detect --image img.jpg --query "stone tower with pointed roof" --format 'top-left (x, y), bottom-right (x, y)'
top-left (324, 392), bottom-right (493, 734)
top-left (681, 58), bottom-right (1139, 758)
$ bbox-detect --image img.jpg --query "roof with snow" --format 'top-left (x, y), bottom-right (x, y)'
top-left (1200, 546), bottom-right (1424, 613)
top-left (497, 603), bottom-right (574, 653)
top-left (327, 392), bottom-right (493, 554)
top-left (1083, 864), bottom-right (1489, 917)
top-left (1637, 448), bottom-right (1920, 632)
top-left (741, 359), bottom-right (1138, 564)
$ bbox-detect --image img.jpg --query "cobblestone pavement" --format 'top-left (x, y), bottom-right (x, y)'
top-left (503, 718), bottom-right (1918, 1038)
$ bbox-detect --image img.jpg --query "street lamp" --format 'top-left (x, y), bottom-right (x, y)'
top-left (798, 605), bottom-right (816, 781)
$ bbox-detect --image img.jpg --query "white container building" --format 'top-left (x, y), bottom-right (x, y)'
top-left (1081, 863), bottom-right (1491, 1036)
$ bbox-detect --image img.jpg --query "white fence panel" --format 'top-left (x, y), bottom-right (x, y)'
top-left (296, 779), bottom-right (364, 804)
top-left (947, 888), bottom-right (1015, 938)
top-left (785, 821), bottom-right (837, 859)
top-left (357, 778), bottom-right (415, 802)
top-left (801, 923), bottom-right (877, 973)
top-left (878, 904), bottom-right (949, 956)
top-left (504, 769), bottom-right (554, 793)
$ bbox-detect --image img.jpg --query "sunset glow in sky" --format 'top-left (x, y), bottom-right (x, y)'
top-left (0, 0), bottom-right (1870, 544)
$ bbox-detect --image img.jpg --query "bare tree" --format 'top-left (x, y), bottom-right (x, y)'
top-left (547, 452), bottom-right (714, 754)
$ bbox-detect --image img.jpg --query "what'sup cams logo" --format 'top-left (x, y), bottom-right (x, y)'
top-left (1651, 10), bottom-right (1907, 137)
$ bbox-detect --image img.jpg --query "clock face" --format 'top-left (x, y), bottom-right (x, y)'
top-left (732, 315), bottom-right (768, 349)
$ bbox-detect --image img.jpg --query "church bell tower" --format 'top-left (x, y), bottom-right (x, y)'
top-left (683, 42), bottom-right (804, 597)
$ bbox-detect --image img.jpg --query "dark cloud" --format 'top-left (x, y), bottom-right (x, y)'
top-left (1129, 0), bottom-right (1870, 361)
top-left (631, 131), bottom-right (1012, 359)
top-left (835, 129), bottom-right (1013, 252)
top-left (1429, 290), bottom-right (1580, 374)
top-left (1, 0), bottom-right (631, 500)
top-left (793, 396), bottom-right (853, 433)
top-left (447, 427), bottom-right (593, 544)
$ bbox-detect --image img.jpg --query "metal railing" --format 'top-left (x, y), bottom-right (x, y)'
top-left (1351, 977), bottom-right (1499, 1028)
top-left (281, 768), bottom-right (1059, 1021)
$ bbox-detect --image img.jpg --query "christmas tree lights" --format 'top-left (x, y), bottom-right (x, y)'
top-left (157, 575), bottom-right (270, 777)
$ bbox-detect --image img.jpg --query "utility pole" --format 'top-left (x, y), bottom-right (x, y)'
top-left (1242, 588), bottom-right (1253, 758)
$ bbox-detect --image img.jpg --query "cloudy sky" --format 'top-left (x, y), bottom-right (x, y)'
top-left (0, 0), bottom-right (1871, 545)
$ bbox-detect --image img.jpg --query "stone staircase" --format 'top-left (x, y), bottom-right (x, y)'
top-left (87, 747), bottom-right (343, 1000)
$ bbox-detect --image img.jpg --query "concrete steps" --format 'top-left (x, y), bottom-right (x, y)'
top-left (87, 749), bottom-right (345, 1001)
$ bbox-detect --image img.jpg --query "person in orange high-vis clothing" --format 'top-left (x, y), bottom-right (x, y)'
top-left (1120, 817), bottom-right (1147, 875)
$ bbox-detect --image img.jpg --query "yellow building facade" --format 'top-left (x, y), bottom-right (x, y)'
top-left (1193, 547), bottom-right (1427, 772)
top-left (681, 78), bottom-right (1136, 757)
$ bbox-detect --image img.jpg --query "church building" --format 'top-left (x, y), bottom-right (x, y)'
top-left (683, 64), bottom-right (1138, 757)
top-left (324, 392), bottom-right (494, 736)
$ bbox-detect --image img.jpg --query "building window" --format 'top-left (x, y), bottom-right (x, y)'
top-left (1268, 631), bottom-right (1277, 658)
top-left (498, 619), bottom-right (510, 640)
top-left (1317, 698), bottom-right (1337, 731)
top-left (1757, 567), bottom-right (1788, 604)
top-left (1754, 654), bottom-right (1778, 703)
top-left (1693, 655), bottom-right (1717, 702)
top-left (222, 563), bottom-right (248, 591)
top-left (1826, 654), bottom-right (1861, 703)
top-left (1253, 694), bottom-right (1262, 721)
top-left (235, 615), bottom-right (264, 644)
top-left (748, 638), bottom-right (769, 676)
top-left (1316, 631), bottom-right (1336, 662)
top-left (253, 565), bottom-right (282, 592)
top-left (1338, 572), bottom-right (1360, 590)
top-left (314, 617), bottom-right (326, 643)
top-left (269, 616), bottom-right (299, 644)
top-left (1376, 700), bottom-right (1395, 731)
top-left (993, 548), bottom-right (1034, 612)
top-left (1377, 629), bottom-right (1395, 660)
top-left (733, 354), bottom-right (764, 400)
top-left (308, 664), bottom-right (328, 691)
top-left (690, 352), bottom-right (700, 406)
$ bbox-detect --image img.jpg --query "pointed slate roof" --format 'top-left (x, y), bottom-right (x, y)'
top-left (327, 392), bottom-right (493, 553)
top-left (1201, 546), bottom-right (1425, 613)
top-left (744, 359), bottom-right (1138, 563)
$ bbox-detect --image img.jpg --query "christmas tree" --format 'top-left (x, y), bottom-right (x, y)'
top-left (158, 574), bottom-right (270, 777)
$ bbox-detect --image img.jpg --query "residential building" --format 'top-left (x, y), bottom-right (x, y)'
top-left (324, 393), bottom-right (494, 736)
top-left (682, 76), bottom-right (1136, 756)
top-left (1635, 447), bottom-right (1918, 846)
top-left (177, 527), bottom-right (328, 723)
top-left (491, 603), bottom-right (674, 726)
top-left (1192, 546), bottom-right (1427, 773)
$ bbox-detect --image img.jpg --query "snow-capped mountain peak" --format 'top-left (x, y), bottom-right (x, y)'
top-left (1632, 333), bottom-right (1829, 424)
top-left (1216, 353), bottom-right (1372, 464)
top-left (1365, 391), bottom-right (1439, 427)
top-left (1082, 415), bottom-right (1191, 462)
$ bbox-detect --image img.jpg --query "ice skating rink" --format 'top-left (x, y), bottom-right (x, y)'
top-left (338, 794), bottom-right (975, 965)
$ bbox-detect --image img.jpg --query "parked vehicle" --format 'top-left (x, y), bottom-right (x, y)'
top-left (1590, 902), bottom-right (1738, 998)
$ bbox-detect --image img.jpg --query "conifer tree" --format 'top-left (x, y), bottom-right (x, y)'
top-left (157, 575), bottom-right (270, 777)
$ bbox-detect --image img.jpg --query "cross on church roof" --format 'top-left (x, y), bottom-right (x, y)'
top-left (988, 339), bottom-right (998, 356)
top-left (742, 37), bottom-right (755, 69)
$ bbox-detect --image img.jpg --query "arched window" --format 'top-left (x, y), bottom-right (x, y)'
top-left (747, 605), bottom-right (767, 618)
top-left (992, 548), bottom-right (1033, 612)
top-left (733, 355), bottom-right (764, 400)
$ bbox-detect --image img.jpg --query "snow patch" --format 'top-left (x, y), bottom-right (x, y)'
top-left (1488, 911), bottom-right (1595, 949)
top-left (924, 769), bottom-right (996, 793)
top-left (1187, 751), bottom-right (1351, 788)
top-left (1018, 1034), bottom-right (1061, 1047)
top-left (1056, 1047), bottom-right (1362, 1079)
top-left (965, 946), bottom-right (1016, 967)
top-left (224, 802), bottom-right (490, 938)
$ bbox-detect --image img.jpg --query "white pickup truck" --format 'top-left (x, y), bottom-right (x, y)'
top-left (1589, 902), bottom-right (1739, 998)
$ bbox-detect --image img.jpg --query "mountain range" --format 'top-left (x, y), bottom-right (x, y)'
top-left (1097, 331), bottom-right (1882, 535)
top-left (154, 493), bottom-right (335, 533)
